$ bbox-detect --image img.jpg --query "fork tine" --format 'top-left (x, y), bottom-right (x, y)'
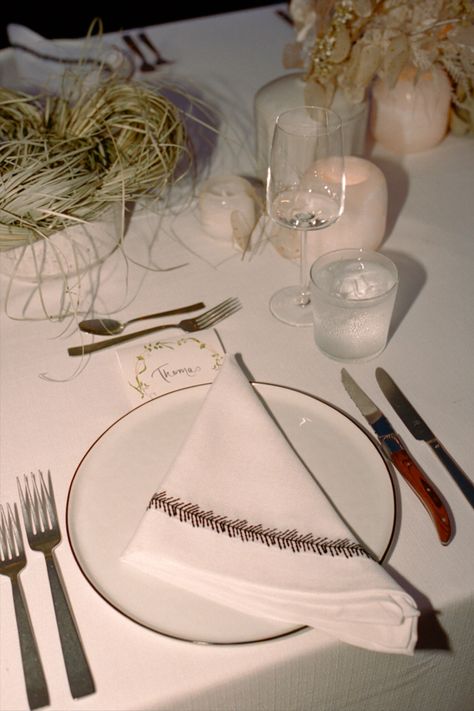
top-left (0, 504), bottom-right (8, 559)
top-left (197, 296), bottom-right (237, 319)
top-left (37, 471), bottom-right (57, 529)
top-left (197, 300), bottom-right (241, 328)
top-left (9, 504), bottom-right (23, 558)
top-left (29, 474), bottom-right (43, 532)
top-left (195, 297), bottom-right (241, 328)
top-left (0, 503), bottom-right (21, 559)
top-left (202, 299), bottom-right (241, 326)
top-left (0, 503), bottom-right (24, 559)
top-left (18, 471), bottom-right (57, 536)
top-left (18, 475), bottom-right (35, 535)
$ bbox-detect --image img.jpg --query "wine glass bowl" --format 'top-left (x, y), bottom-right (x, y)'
top-left (266, 106), bottom-right (345, 326)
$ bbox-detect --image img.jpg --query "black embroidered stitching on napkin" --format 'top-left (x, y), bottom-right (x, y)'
top-left (10, 43), bottom-right (115, 72)
top-left (148, 491), bottom-right (370, 558)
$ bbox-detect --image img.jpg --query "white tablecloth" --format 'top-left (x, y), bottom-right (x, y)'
top-left (1, 5), bottom-right (474, 711)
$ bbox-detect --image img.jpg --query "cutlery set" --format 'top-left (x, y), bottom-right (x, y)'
top-left (0, 471), bottom-right (94, 709)
top-left (78, 301), bottom-right (206, 336)
top-left (68, 297), bottom-right (242, 356)
top-left (2, 361), bottom-right (470, 706)
top-left (341, 369), bottom-right (474, 545)
top-left (122, 32), bottom-right (173, 72)
top-left (7, 297), bottom-right (464, 705)
top-left (375, 369), bottom-right (474, 507)
top-left (68, 296), bottom-right (471, 546)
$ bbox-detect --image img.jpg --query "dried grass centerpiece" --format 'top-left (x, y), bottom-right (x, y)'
top-left (0, 78), bottom-right (189, 249)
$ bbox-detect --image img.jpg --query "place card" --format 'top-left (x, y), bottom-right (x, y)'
top-left (116, 329), bottom-right (226, 405)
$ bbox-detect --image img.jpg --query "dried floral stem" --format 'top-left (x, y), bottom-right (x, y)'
top-left (285, 0), bottom-right (474, 131)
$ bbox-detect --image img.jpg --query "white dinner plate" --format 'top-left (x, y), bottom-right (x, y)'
top-left (67, 382), bottom-right (395, 644)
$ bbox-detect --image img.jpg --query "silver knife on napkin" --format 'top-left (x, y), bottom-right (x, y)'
top-left (376, 368), bottom-right (474, 508)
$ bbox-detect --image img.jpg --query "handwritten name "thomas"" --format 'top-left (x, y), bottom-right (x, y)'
top-left (152, 362), bottom-right (202, 383)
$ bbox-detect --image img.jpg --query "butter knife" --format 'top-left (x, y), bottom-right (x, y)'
top-left (341, 369), bottom-right (453, 545)
top-left (376, 368), bottom-right (474, 508)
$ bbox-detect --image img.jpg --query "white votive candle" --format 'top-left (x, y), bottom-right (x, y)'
top-left (198, 175), bottom-right (258, 246)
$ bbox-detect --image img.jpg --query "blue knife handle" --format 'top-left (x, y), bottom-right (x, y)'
top-left (428, 440), bottom-right (474, 508)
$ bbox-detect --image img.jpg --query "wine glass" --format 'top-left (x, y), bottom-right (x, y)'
top-left (266, 106), bottom-right (345, 326)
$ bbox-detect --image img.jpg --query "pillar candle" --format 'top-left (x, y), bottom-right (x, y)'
top-left (268, 157), bottom-right (388, 264)
top-left (371, 66), bottom-right (452, 154)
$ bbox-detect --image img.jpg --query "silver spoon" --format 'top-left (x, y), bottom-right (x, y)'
top-left (78, 302), bottom-right (205, 336)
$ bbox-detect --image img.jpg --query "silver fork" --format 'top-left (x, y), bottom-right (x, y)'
top-left (123, 34), bottom-right (155, 72)
top-left (68, 296), bottom-right (242, 356)
top-left (17, 471), bottom-right (95, 700)
top-left (138, 32), bottom-right (173, 65)
top-left (0, 503), bottom-right (49, 710)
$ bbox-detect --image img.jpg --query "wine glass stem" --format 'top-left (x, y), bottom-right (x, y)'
top-left (298, 229), bottom-right (310, 306)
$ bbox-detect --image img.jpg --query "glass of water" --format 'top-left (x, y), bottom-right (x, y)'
top-left (309, 248), bottom-right (399, 362)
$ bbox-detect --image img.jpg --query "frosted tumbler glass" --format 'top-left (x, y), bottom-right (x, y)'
top-left (310, 248), bottom-right (398, 362)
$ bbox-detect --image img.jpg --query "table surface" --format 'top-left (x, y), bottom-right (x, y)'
top-left (1, 5), bottom-right (474, 711)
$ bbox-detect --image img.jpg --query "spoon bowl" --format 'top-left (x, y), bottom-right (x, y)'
top-left (79, 302), bottom-right (205, 336)
top-left (79, 318), bottom-right (128, 336)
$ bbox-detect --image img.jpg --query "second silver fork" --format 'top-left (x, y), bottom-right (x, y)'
top-left (17, 471), bottom-right (95, 700)
top-left (0, 503), bottom-right (49, 710)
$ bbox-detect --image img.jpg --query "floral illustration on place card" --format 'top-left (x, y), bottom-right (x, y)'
top-left (117, 329), bottom-right (226, 405)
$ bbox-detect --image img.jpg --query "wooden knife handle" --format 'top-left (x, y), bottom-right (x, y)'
top-left (391, 450), bottom-right (452, 545)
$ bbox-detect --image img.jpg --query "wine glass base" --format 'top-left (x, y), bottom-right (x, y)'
top-left (269, 286), bottom-right (314, 327)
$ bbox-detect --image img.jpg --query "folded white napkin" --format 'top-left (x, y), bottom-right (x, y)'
top-left (6, 24), bottom-right (132, 94)
top-left (121, 354), bottom-right (419, 654)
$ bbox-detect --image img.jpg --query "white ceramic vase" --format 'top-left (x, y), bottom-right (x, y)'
top-left (254, 72), bottom-right (370, 181)
top-left (0, 205), bottom-right (123, 283)
top-left (370, 66), bottom-right (452, 154)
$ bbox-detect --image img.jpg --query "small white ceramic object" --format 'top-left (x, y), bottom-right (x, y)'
top-left (198, 175), bottom-right (258, 249)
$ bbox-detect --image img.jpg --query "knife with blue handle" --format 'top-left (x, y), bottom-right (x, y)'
top-left (376, 368), bottom-right (474, 508)
top-left (341, 369), bottom-right (453, 545)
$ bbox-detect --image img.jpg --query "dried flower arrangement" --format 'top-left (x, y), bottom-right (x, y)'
top-left (283, 0), bottom-right (474, 134)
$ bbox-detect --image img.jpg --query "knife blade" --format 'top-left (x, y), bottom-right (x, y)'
top-left (341, 369), bottom-right (453, 545)
top-left (376, 368), bottom-right (474, 508)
